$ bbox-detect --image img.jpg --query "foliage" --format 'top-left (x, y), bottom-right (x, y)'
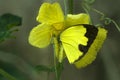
top-left (0, 13), bottom-right (22, 43)
top-left (0, 13), bottom-right (22, 80)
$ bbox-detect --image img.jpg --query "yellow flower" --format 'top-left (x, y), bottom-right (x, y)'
top-left (28, 2), bottom-right (107, 69)
top-left (28, 2), bottom-right (89, 48)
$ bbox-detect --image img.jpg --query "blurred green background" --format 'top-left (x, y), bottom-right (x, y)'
top-left (0, 0), bottom-right (120, 80)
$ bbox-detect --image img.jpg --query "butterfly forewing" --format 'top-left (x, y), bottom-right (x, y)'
top-left (60, 25), bottom-right (88, 63)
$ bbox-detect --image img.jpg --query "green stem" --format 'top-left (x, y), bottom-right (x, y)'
top-left (53, 37), bottom-right (59, 80)
top-left (50, 0), bottom-right (55, 3)
top-left (82, 3), bottom-right (93, 24)
top-left (93, 8), bottom-right (120, 32)
top-left (64, 0), bottom-right (68, 16)
top-left (68, 0), bottom-right (73, 14)
top-left (53, 37), bottom-right (64, 80)
top-left (111, 20), bottom-right (120, 32)
top-left (47, 72), bottom-right (49, 80)
top-left (0, 68), bottom-right (17, 80)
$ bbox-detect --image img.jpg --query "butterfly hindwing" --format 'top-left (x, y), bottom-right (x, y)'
top-left (75, 25), bottom-right (107, 68)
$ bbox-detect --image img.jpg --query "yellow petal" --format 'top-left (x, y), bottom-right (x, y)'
top-left (74, 27), bottom-right (107, 68)
top-left (60, 25), bottom-right (88, 63)
top-left (37, 2), bottom-right (64, 24)
top-left (65, 13), bottom-right (90, 27)
top-left (28, 23), bottom-right (52, 48)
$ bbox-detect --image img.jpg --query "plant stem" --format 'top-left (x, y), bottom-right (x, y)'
top-left (64, 0), bottom-right (68, 16)
top-left (47, 72), bottom-right (49, 80)
top-left (68, 0), bottom-right (73, 14)
top-left (93, 8), bottom-right (120, 32)
top-left (111, 20), bottom-right (120, 32)
top-left (53, 37), bottom-right (59, 80)
top-left (50, 0), bottom-right (53, 2)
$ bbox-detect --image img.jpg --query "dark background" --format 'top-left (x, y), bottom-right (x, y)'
top-left (0, 0), bottom-right (120, 80)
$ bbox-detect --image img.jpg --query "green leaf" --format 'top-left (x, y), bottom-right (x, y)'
top-left (35, 65), bottom-right (55, 73)
top-left (0, 13), bottom-right (22, 43)
top-left (0, 68), bottom-right (17, 80)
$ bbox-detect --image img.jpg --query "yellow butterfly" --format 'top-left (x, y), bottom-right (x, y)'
top-left (28, 2), bottom-right (107, 69)
top-left (60, 24), bottom-right (107, 68)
